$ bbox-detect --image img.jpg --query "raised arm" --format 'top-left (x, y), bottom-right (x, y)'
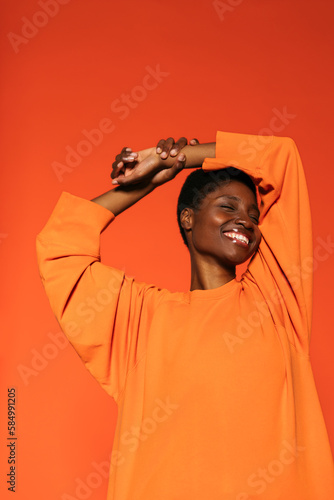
top-left (202, 131), bottom-right (313, 353)
top-left (36, 141), bottom-right (194, 402)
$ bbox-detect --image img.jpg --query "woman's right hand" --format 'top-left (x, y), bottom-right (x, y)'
top-left (110, 137), bottom-right (199, 188)
top-left (111, 146), bottom-right (158, 186)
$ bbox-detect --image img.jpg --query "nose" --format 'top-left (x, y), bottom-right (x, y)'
top-left (235, 214), bottom-right (253, 229)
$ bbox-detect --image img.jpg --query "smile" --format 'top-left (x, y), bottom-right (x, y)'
top-left (222, 231), bottom-right (250, 246)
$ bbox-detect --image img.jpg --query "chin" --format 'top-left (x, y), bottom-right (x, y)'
top-left (221, 250), bottom-right (256, 267)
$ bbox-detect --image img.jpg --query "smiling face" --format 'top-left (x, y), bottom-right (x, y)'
top-left (180, 180), bottom-right (262, 269)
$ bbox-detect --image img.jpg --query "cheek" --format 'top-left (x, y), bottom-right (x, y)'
top-left (193, 224), bottom-right (213, 243)
top-left (192, 220), bottom-right (220, 248)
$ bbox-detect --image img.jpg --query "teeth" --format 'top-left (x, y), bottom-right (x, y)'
top-left (223, 232), bottom-right (249, 245)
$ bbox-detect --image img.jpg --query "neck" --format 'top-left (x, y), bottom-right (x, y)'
top-left (189, 254), bottom-right (236, 291)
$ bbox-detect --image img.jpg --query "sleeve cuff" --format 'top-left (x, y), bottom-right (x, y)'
top-left (202, 130), bottom-right (276, 172)
top-left (54, 191), bottom-right (116, 231)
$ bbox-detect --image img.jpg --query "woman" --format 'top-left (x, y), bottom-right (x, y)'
top-left (36, 131), bottom-right (334, 499)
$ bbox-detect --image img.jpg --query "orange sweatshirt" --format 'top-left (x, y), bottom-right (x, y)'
top-left (36, 131), bottom-right (334, 500)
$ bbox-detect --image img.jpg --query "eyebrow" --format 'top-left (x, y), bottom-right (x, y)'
top-left (215, 194), bottom-right (260, 214)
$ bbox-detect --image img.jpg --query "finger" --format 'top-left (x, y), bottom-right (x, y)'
top-left (170, 137), bottom-right (188, 156)
top-left (156, 139), bottom-right (165, 154)
top-left (168, 153), bottom-right (186, 176)
top-left (111, 168), bottom-right (123, 180)
top-left (189, 138), bottom-right (200, 145)
top-left (160, 137), bottom-right (175, 159)
top-left (111, 151), bottom-right (138, 178)
top-left (121, 152), bottom-right (138, 162)
top-left (111, 149), bottom-right (129, 176)
top-left (111, 153), bottom-right (124, 178)
top-left (159, 154), bottom-right (186, 183)
top-left (111, 161), bottom-right (123, 171)
top-left (112, 158), bottom-right (149, 185)
top-left (112, 170), bottom-right (143, 186)
top-left (111, 158), bottom-right (128, 179)
top-left (115, 147), bottom-right (137, 166)
top-left (111, 171), bottom-right (125, 184)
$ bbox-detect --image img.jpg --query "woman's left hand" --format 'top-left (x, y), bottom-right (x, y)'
top-left (111, 137), bottom-right (199, 187)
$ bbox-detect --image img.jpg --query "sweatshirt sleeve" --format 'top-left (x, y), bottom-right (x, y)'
top-left (36, 192), bottom-right (169, 402)
top-left (202, 131), bottom-right (313, 353)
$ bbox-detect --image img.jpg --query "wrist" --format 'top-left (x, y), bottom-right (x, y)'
top-left (184, 143), bottom-right (216, 168)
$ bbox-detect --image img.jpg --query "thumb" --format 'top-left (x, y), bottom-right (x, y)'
top-left (166, 153), bottom-right (186, 179)
top-left (152, 154), bottom-right (186, 186)
top-left (189, 138), bottom-right (200, 145)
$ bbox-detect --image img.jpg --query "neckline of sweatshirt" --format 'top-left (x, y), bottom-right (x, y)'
top-left (183, 276), bottom-right (240, 302)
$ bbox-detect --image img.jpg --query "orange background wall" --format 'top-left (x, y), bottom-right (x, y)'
top-left (1, 1), bottom-right (333, 499)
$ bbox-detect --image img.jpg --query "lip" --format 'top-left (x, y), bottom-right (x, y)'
top-left (221, 229), bottom-right (251, 248)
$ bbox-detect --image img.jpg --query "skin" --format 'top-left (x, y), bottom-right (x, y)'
top-left (91, 137), bottom-right (260, 291)
top-left (180, 180), bottom-right (261, 291)
top-left (91, 138), bottom-right (215, 215)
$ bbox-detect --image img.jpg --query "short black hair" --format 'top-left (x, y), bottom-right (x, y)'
top-left (176, 167), bottom-right (257, 248)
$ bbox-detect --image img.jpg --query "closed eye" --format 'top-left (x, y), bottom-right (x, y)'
top-left (220, 205), bottom-right (234, 210)
top-left (250, 215), bottom-right (259, 224)
top-left (220, 205), bottom-right (259, 224)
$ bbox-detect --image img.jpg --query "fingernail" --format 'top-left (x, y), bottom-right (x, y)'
top-left (178, 153), bottom-right (185, 161)
top-left (156, 147), bottom-right (162, 153)
top-left (170, 149), bottom-right (177, 155)
top-left (112, 180), bottom-right (119, 185)
top-left (125, 147), bottom-right (132, 151)
top-left (161, 152), bottom-right (167, 158)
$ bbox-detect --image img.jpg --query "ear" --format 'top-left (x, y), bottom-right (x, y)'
top-left (180, 207), bottom-right (194, 232)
